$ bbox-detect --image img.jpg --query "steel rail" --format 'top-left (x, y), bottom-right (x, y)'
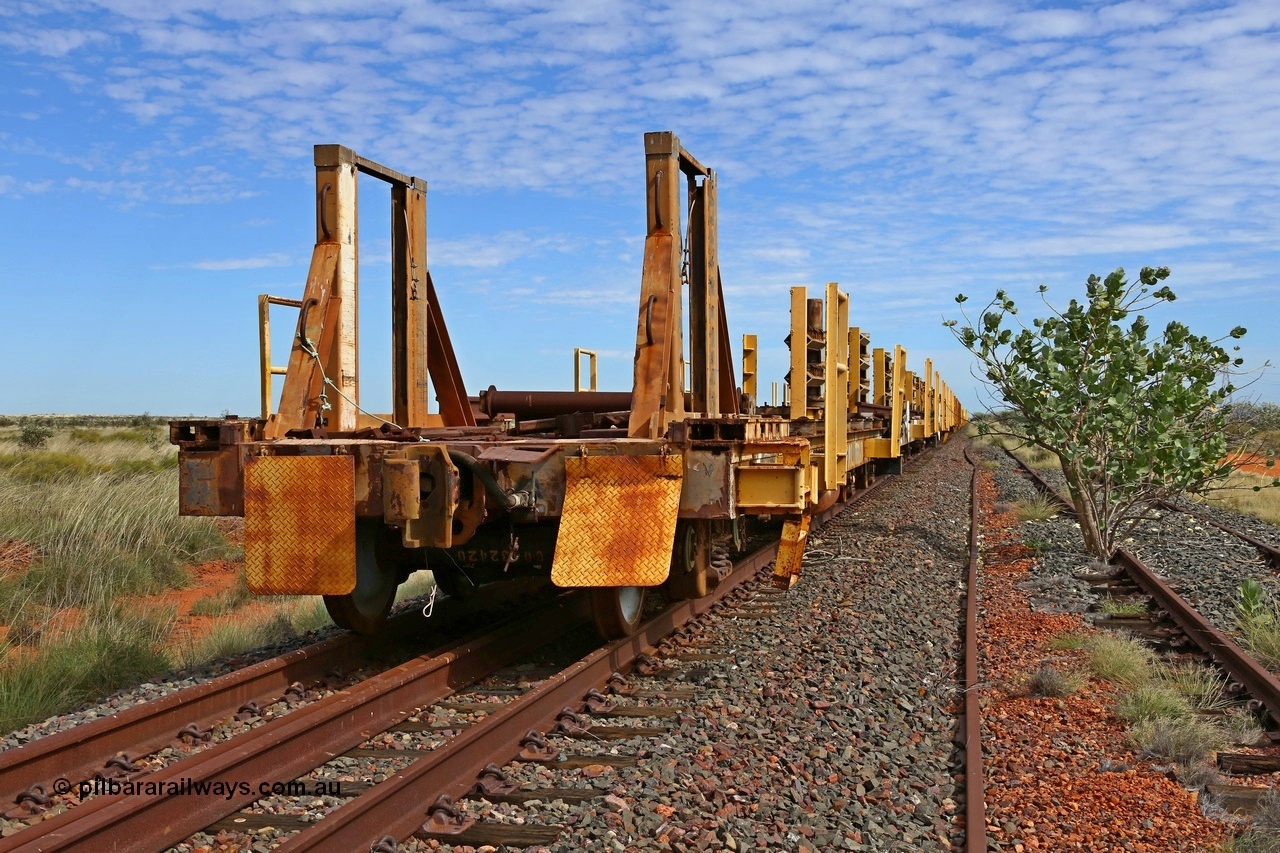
top-left (0, 595), bottom-right (587, 853)
top-left (0, 590), bottom-right (495, 807)
top-left (0, 619), bottom-right (371, 807)
top-left (961, 446), bottom-right (987, 853)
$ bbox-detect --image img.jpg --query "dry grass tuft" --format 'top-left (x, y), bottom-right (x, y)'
top-left (1129, 715), bottom-right (1226, 765)
top-left (1087, 633), bottom-right (1157, 685)
top-left (1024, 663), bottom-right (1084, 697)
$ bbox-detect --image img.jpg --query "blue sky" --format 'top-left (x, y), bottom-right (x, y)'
top-left (2, 0), bottom-right (1278, 416)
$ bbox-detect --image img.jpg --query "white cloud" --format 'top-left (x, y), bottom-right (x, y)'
top-left (432, 231), bottom-right (579, 269)
top-left (187, 253), bottom-right (295, 271)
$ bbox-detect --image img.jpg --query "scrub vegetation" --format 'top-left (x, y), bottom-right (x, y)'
top-left (0, 418), bottom-right (358, 732)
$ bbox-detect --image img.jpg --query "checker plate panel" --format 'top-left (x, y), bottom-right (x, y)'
top-left (244, 455), bottom-right (356, 595)
top-left (551, 454), bottom-right (683, 588)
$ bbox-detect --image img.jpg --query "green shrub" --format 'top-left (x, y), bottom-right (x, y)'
top-left (68, 427), bottom-right (161, 445)
top-left (1159, 662), bottom-right (1227, 710)
top-left (1237, 579), bottom-right (1280, 670)
top-left (287, 597), bottom-right (334, 634)
top-left (1099, 596), bottom-right (1148, 616)
top-left (0, 471), bottom-right (232, 615)
top-left (177, 610), bottom-right (296, 666)
top-left (1223, 830), bottom-right (1280, 853)
top-left (18, 424), bottom-right (54, 450)
top-left (1047, 632), bottom-right (1089, 650)
top-left (1013, 493), bottom-right (1060, 522)
top-left (0, 451), bottom-right (110, 482)
top-left (1223, 708), bottom-right (1264, 746)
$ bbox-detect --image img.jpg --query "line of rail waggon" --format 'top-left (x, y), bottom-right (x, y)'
top-left (168, 132), bottom-right (968, 639)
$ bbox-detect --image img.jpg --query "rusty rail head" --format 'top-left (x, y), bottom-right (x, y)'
top-left (0, 626), bottom-right (372, 808)
top-left (962, 446), bottom-right (988, 853)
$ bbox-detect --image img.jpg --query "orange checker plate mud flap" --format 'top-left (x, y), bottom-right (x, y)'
top-left (550, 453), bottom-right (684, 587)
top-left (243, 455), bottom-right (357, 595)
top-left (772, 514), bottom-right (811, 590)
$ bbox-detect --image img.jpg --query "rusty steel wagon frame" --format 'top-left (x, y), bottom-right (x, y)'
top-left (169, 133), bottom-right (966, 639)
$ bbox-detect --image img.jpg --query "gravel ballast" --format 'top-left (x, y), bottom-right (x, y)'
top-left (421, 437), bottom-right (976, 852)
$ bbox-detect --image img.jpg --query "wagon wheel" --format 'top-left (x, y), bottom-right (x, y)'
top-left (591, 586), bottom-right (646, 639)
top-left (430, 564), bottom-right (479, 601)
top-left (325, 519), bottom-right (398, 635)
top-left (665, 520), bottom-right (710, 600)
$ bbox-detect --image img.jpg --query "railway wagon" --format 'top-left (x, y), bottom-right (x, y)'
top-left (169, 133), bottom-right (966, 639)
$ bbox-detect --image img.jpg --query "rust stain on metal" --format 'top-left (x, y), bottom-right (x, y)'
top-left (771, 515), bottom-right (810, 589)
top-left (550, 454), bottom-right (682, 588)
top-left (244, 455), bottom-right (356, 594)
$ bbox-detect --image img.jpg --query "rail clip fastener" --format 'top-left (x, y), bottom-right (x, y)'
top-left (550, 707), bottom-right (591, 735)
top-left (605, 672), bottom-right (634, 696)
top-left (635, 654), bottom-right (663, 676)
top-left (469, 763), bottom-right (518, 797)
top-left (3, 784), bottom-right (51, 820)
top-left (418, 794), bottom-right (476, 836)
top-left (235, 701), bottom-right (262, 722)
top-left (518, 730), bottom-right (560, 763)
top-left (96, 753), bottom-right (140, 781)
top-left (581, 688), bottom-right (616, 714)
top-left (174, 723), bottom-right (212, 746)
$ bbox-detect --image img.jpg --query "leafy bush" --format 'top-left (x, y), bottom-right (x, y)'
top-left (948, 267), bottom-right (1250, 559)
top-left (18, 424), bottom-right (53, 450)
top-left (1236, 579), bottom-right (1280, 669)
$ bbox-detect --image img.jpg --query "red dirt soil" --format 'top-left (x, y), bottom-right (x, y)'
top-left (1227, 452), bottom-right (1278, 477)
top-left (1, 516), bottom-right (257, 651)
top-left (0, 550), bottom-right (258, 652)
top-left (975, 468), bottom-right (1233, 851)
top-left (0, 539), bottom-right (39, 577)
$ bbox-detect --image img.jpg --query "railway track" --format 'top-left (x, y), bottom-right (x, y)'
top-left (1003, 450), bottom-right (1280, 742)
top-left (3, 446), bottom-right (981, 852)
top-left (0, 593), bottom-right (516, 810)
